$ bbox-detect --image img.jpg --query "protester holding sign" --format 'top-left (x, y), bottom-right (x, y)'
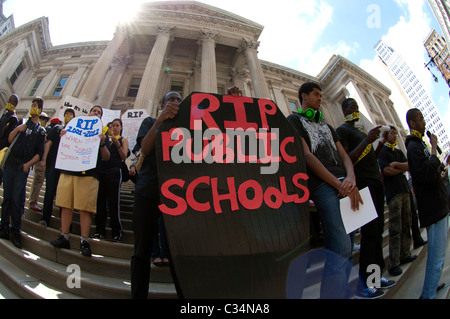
top-left (94, 118), bottom-right (129, 242)
top-left (39, 107), bottom-right (75, 227)
top-left (287, 83), bottom-right (362, 299)
top-left (0, 97), bottom-right (46, 248)
top-left (131, 91), bottom-right (182, 299)
top-left (51, 105), bottom-right (110, 257)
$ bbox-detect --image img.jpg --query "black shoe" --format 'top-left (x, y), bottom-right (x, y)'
top-left (11, 231), bottom-right (21, 249)
top-left (388, 266), bottom-right (403, 276)
top-left (0, 228), bottom-right (10, 240)
top-left (80, 240), bottom-right (92, 257)
top-left (414, 240), bottom-right (427, 249)
top-left (50, 235), bottom-right (71, 249)
top-left (400, 255), bottom-right (417, 265)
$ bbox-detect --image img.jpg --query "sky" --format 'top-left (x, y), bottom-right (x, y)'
top-left (3, 0), bottom-right (450, 134)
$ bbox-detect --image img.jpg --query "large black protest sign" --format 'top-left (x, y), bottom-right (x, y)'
top-left (156, 92), bottom-right (310, 298)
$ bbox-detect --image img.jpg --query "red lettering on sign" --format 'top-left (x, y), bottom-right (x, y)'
top-left (159, 179), bottom-right (187, 216)
top-left (186, 176), bottom-right (211, 212)
top-left (190, 93), bottom-right (220, 130)
top-left (258, 99), bottom-right (277, 130)
top-left (223, 95), bottom-right (258, 130)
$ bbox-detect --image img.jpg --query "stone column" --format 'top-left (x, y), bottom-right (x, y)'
top-left (199, 29), bottom-right (219, 94)
top-left (79, 27), bottom-right (128, 103)
top-left (240, 38), bottom-right (270, 98)
top-left (134, 25), bottom-right (174, 116)
top-left (100, 55), bottom-right (133, 109)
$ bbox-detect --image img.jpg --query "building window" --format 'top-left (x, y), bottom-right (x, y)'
top-left (29, 79), bottom-right (42, 97)
top-left (127, 77), bottom-right (141, 98)
top-left (170, 81), bottom-right (184, 96)
top-left (289, 101), bottom-right (298, 112)
top-left (9, 62), bottom-right (24, 85)
top-left (217, 86), bottom-right (225, 95)
top-left (53, 77), bottom-right (68, 96)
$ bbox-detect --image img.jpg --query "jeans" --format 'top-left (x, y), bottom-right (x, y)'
top-left (1, 162), bottom-right (29, 233)
top-left (421, 215), bottom-right (448, 299)
top-left (311, 182), bottom-right (354, 299)
top-left (42, 166), bottom-right (60, 224)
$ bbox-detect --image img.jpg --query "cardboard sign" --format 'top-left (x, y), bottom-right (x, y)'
top-left (55, 116), bottom-right (103, 172)
top-left (58, 96), bottom-right (92, 121)
top-left (156, 92), bottom-right (311, 298)
top-left (122, 109), bottom-right (149, 153)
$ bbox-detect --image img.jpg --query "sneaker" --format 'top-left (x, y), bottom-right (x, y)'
top-left (388, 266), bottom-right (403, 276)
top-left (80, 240), bottom-right (92, 257)
top-left (29, 204), bottom-right (42, 212)
top-left (112, 232), bottom-right (123, 242)
top-left (11, 231), bottom-right (21, 249)
top-left (356, 287), bottom-right (384, 299)
top-left (38, 220), bottom-right (47, 227)
top-left (0, 228), bottom-right (9, 240)
top-left (379, 277), bottom-right (396, 289)
top-left (92, 233), bottom-right (105, 239)
top-left (50, 235), bottom-right (71, 249)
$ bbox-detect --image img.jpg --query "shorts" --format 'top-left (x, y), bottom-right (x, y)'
top-left (55, 174), bottom-right (99, 214)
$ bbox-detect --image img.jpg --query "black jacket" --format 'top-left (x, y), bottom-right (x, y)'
top-left (405, 134), bottom-right (448, 228)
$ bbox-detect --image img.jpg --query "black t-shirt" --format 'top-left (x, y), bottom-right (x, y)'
top-left (287, 113), bottom-right (346, 192)
top-left (8, 119), bottom-right (45, 166)
top-left (135, 117), bottom-right (159, 199)
top-left (45, 124), bottom-right (64, 168)
top-left (0, 111), bottom-right (19, 149)
top-left (378, 145), bottom-right (410, 200)
top-left (336, 124), bottom-right (382, 187)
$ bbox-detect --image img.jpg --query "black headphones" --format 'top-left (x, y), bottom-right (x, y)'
top-left (298, 108), bottom-right (323, 123)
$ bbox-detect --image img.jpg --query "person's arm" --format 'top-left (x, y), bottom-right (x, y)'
top-left (343, 126), bottom-right (381, 163)
top-left (141, 102), bottom-right (179, 157)
top-left (41, 139), bottom-right (53, 171)
top-left (8, 123), bottom-right (26, 143)
top-left (302, 138), bottom-right (363, 211)
top-left (112, 136), bottom-right (129, 161)
top-left (99, 134), bottom-right (110, 161)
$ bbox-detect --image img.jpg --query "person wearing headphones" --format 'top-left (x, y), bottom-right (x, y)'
top-left (287, 82), bottom-right (362, 299)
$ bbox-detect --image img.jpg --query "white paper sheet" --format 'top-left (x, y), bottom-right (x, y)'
top-left (339, 187), bottom-right (378, 234)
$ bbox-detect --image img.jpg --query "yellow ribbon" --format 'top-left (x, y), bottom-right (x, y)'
top-left (5, 103), bottom-right (15, 112)
top-left (411, 130), bottom-right (423, 139)
top-left (385, 141), bottom-right (398, 152)
top-left (345, 112), bottom-right (360, 122)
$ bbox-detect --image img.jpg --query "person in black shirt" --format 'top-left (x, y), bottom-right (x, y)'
top-left (39, 107), bottom-right (76, 226)
top-left (131, 91), bottom-right (182, 299)
top-left (378, 126), bottom-right (417, 277)
top-left (0, 97), bottom-right (45, 248)
top-left (336, 98), bottom-right (395, 299)
top-left (94, 118), bottom-right (129, 242)
top-left (51, 105), bottom-right (110, 257)
top-left (0, 94), bottom-right (21, 185)
top-left (405, 108), bottom-right (448, 299)
top-left (287, 83), bottom-right (362, 299)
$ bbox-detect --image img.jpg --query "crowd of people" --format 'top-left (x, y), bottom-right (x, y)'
top-left (0, 81), bottom-right (448, 300)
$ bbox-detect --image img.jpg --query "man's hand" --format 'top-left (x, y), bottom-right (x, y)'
top-left (347, 187), bottom-right (364, 211)
top-left (227, 86), bottom-right (242, 96)
top-left (338, 175), bottom-right (357, 198)
top-left (157, 102), bottom-right (179, 123)
top-left (366, 126), bottom-right (382, 144)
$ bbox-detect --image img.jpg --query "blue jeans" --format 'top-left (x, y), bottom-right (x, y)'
top-left (421, 215), bottom-right (448, 299)
top-left (1, 162), bottom-right (29, 233)
top-left (311, 182), bottom-right (354, 299)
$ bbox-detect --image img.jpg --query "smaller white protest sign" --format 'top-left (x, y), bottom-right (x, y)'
top-left (339, 187), bottom-right (378, 234)
top-left (122, 109), bottom-right (149, 153)
top-left (59, 96), bottom-right (93, 121)
top-left (55, 116), bottom-right (104, 172)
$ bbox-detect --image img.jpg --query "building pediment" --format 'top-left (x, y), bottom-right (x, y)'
top-left (133, 1), bottom-right (264, 41)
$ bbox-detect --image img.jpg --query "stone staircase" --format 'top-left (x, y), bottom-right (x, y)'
top-left (0, 174), bottom-right (448, 299)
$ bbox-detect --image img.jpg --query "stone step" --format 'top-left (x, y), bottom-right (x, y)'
top-left (0, 236), bottom-right (177, 299)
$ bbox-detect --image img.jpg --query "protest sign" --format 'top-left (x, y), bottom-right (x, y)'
top-left (122, 109), bottom-right (149, 153)
top-left (156, 92), bottom-right (310, 298)
top-left (59, 96), bottom-right (92, 121)
top-left (55, 116), bottom-right (103, 172)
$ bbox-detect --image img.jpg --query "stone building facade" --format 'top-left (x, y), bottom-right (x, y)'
top-left (0, 1), bottom-right (405, 150)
